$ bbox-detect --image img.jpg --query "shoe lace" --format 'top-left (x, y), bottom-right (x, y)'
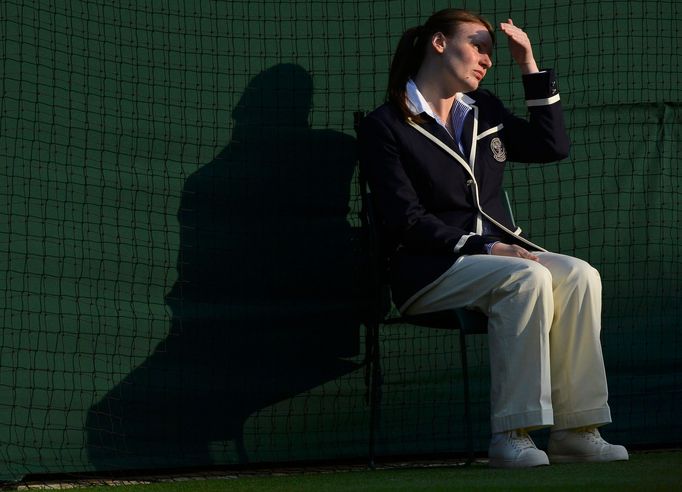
top-left (582, 428), bottom-right (607, 446)
top-left (510, 430), bottom-right (537, 451)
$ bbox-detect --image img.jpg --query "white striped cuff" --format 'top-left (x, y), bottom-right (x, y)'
top-left (526, 93), bottom-right (561, 107)
top-left (454, 233), bottom-right (477, 253)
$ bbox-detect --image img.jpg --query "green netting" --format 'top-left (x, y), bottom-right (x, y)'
top-left (1, 0), bottom-right (680, 482)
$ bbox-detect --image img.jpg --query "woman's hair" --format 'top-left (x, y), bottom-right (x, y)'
top-left (387, 8), bottom-right (495, 121)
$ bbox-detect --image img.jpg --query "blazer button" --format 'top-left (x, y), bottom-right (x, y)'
top-left (466, 179), bottom-right (473, 187)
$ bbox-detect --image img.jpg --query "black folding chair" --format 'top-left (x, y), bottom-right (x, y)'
top-left (355, 111), bottom-right (516, 467)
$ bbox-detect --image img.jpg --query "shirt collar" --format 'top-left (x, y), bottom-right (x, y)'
top-left (405, 79), bottom-right (476, 122)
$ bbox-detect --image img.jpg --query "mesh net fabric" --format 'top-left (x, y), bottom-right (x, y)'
top-left (0, 0), bottom-right (680, 481)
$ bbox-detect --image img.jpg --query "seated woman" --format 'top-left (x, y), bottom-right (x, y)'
top-left (358, 8), bottom-right (628, 468)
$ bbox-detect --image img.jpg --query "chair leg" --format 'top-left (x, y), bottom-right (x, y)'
top-left (367, 323), bottom-right (382, 469)
top-left (459, 329), bottom-right (475, 465)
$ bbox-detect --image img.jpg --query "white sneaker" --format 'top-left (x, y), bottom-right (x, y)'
top-left (488, 430), bottom-right (550, 468)
top-left (547, 427), bottom-right (629, 463)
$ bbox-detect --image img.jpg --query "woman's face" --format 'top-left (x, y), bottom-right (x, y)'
top-left (438, 21), bottom-right (493, 92)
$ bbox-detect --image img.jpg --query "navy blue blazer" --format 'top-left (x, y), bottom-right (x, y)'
top-left (359, 70), bottom-right (570, 311)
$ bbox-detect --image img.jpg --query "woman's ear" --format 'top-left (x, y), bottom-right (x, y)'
top-left (431, 32), bottom-right (447, 54)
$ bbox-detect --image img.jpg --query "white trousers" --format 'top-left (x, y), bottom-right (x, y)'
top-left (403, 252), bottom-right (612, 434)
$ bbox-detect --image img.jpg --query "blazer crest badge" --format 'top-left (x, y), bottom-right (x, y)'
top-left (490, 137), bottom-right (507, 162)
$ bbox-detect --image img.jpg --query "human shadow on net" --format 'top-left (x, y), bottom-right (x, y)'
top-left (86, 64), bottom-right (364, 469)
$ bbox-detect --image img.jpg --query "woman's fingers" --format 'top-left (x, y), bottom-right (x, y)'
top-left (490, 243), bottom-right (540, 262)
top-left (499, 19), bottom-right (539, 74)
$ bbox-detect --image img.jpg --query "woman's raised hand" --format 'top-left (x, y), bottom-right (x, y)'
top-left (499, 19), bottom-right (539, 74)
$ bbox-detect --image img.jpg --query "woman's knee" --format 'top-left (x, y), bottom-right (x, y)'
top-left (508, 260), bottom-right (553, 294)
top-left (538, 253), bottom-right (601, 291)
top-left (562, 257), bottom-right (601, 291)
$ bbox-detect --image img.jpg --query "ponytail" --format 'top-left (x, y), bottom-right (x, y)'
top-left (387, 9), bottom-right (495, 121)
top-left (387, 26), bottom-right (429, 122)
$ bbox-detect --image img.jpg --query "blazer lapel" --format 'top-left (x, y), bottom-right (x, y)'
top-left (418, 114), bottom-right (464, 156)
top-left (407, 119), bottom-right (474, 178)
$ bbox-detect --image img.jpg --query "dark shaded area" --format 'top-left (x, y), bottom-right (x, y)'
top-left (85, 64), bottom-right (365, 469)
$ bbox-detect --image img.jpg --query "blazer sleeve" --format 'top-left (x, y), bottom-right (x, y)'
top-left (359, 112), bottom-right (488, 256)
top-left (499, 69), bottom-right (571, 163)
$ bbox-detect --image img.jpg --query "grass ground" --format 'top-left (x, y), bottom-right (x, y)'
top-left (10, 450), bottom-right (682, 491)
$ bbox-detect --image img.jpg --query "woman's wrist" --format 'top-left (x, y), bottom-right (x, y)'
top-left (518, 59), bottom-right (539, 74)
top-left (485, 241), bottom-right (500, 255)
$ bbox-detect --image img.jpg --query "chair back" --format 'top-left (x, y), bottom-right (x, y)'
top-left (355, 111), bottom-right (393, 322)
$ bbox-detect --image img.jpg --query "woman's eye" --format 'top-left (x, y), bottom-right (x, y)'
top-left (473, 42), bottom-right (490, 55)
